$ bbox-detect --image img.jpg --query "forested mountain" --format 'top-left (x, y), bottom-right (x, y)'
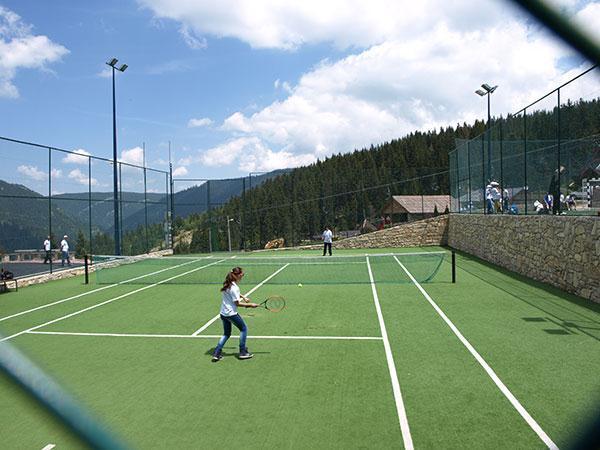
top-left (172, 169), bottom-right (290, 218)
top-left (176, 97), bottom-right (600, 253)
top-left (0, 180), bottom-right (86, 252)
top-left (0, 169), bottom-right (289, 253)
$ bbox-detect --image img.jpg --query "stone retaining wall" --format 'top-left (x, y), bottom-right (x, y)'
top-left (290, 215), bottom-right (449, 251)
top-left (448, 214), bottom-right (600, 303)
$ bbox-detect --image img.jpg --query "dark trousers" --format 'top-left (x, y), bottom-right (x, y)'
top-left (61, 251), bottom-right (70, 266)
top-left (43, 251), bottom-right (52, 264)
top-left (323, 242), bottom-right (332, 256)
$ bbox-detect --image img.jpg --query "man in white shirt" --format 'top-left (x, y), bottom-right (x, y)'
top-left (60, 235), bottom-right (71, 267)
top-left (322, 226), bottom-right (333, 256)
top-left (43, 236), bottom-right (51, 264)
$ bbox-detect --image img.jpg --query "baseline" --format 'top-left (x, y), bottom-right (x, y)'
top-left (27, 331), bottom-right (383, 340)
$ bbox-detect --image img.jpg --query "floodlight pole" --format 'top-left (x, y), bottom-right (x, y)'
top-left (475, 84), bottom-right (497, 185)
top-left (107, 58), bottom-right (127, 255)
top-left (487, 90), bottom-right (491, 180)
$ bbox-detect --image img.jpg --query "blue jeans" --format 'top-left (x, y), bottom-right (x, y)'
top-left (61, 251), bottom-right (70, 266)
top-left (214, 314), bottom-right (247, 353)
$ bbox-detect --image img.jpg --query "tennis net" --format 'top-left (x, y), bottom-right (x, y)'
top-left (89, 251), bottom-right (453, 286)
top-left (90, 252), bottom-right (452, 285)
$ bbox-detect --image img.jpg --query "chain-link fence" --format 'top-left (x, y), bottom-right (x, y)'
top-left (0, 136), bottom-right (171, 273)
top-left (450, 65), bottom-right (600, 215)
top-left (172, 169), bottom-right (450, 252)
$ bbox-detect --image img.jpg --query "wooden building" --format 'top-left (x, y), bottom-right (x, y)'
top-left (381, 195), bottom-right (450, 222)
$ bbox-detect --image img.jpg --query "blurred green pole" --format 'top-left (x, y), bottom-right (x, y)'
top-left (510, 0), bottom-right (600, 66)
top-left (0, 338), bottom-right (129, 449)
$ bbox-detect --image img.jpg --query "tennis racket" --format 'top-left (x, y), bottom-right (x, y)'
top-left (259, 295), bottom-right (286, 312)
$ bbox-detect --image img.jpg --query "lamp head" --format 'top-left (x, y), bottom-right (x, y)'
top-left (107, 58), bottom-right (118, 67)
top-left (475, 89), bottom-right (486, 96)
top-left (118, 64), bottom-right (128, 72)
top-left (481, 83), bottom-right (498, 93)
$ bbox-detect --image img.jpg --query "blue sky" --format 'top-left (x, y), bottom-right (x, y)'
top-left (0, 0), bottom-right (598, 194)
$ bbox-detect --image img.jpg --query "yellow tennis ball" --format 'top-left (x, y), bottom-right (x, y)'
top-left (298, 283), bottom-right (303, 287)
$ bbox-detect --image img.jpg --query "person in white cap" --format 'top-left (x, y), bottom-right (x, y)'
top-left (60, 235), bottom-right (71, 267)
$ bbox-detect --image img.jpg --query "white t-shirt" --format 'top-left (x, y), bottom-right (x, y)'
top-left (60, 239), bottom-right (69, 252)
top-left (44, 239), bottom-right (51, 251)
top-left (220, 281), bottom-right (241, 317)
top-left (322, 229), bottom-right (333, 243)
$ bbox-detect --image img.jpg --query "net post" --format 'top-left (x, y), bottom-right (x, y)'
top-left (451, 251), bottom-right (456, 283)
top-left (84, 255), bottom-right (89, 285)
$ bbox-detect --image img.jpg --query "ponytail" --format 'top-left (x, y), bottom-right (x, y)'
top-left (221, 267), bottom-right (243, 292)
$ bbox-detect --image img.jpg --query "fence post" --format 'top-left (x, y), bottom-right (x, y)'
top-left (242, 177), bottom-right (246, 251)
top-left (557, 88), bottom-right (562, 214)
top-left (451, 251), bottom-right (456, 283)
top-left (467, 141), bottom-right (472, 213)
top-left (523, 109), bottom-right (528, 214)
top-left (499, 122), bottom-right (504, 213)
top-left (482, 134), bottom-right (486, 214)
top-left (84, 255), bottom-right (89, 285)
top-left (48, 147), bottom-right (53, 274)
top-left (88, 157), bottom-right (93, 256)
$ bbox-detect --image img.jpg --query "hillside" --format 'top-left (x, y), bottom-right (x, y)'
top-left (0, 180), bottom-right (87, 252)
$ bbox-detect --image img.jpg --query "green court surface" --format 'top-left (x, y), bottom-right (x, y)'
top-left (1, 247), bottom-right (599, 449)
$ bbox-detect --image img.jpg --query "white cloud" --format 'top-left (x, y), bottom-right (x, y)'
top-left (137, 0), bottom-right (525, 50)
top-left (0, 6), bottom-right (69, 98)
top-left (573, 2), bottom-right (600, 39)
top-left (172, 166), bottom-right (188, 176)
top-left (218, 19), bottom-right (596, 159)
top-left (274, 79), bottom-right (292, 94)
top-left (222, 112), bottom-right (252, 132)
top-left (62, 148), bottom-right (91, 164)
top-left (68, 168), bottom-right (98, 186)
top-left (119, 146), bottom-right (145, 166)
top-left (179, 24), bottom-right (207, 49)
top-left (97, 66), bottom-right (112, 78)
top-left (198, 137), bottom-right (316, 171)
top-left (17, 164), bottom-right (46, 181)
top-left (187, 117), bottom-right (213, 127)
top-left (139, 0), bottom-right (600, 172)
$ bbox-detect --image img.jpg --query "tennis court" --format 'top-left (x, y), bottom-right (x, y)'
top-left (1, 247), bottom-right (599, 449)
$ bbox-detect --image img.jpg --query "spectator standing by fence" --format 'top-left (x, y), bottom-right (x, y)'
top-left (60, 235), bottom-right (71, 267)
top-left (43, 236), bottom-right (51, 264)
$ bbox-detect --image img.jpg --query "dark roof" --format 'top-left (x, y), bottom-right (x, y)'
top-left (382, 195), bottom-right (450, 214)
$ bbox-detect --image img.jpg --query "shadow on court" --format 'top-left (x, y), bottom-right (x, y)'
top-left (453, 250), bottom-right (600, 342)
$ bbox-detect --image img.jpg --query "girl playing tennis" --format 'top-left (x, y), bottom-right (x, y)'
top-left (212, 267), bottom-right (259, 362)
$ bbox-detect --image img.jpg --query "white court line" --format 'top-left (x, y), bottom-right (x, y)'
top-left (393, 256), bottom-right (559, 450)
top-left (0, 258), bottom-right (231, 343)
top-left (366, 257), bottom-right (413, 450)
top-left (0, 257), bottom-right (205, 323)
top-left (41, 445), bottom-right (55, 450)
top-left (28, 330), bottom-right (382, 340)
top-left (191, 263), bottom-right (290, 336)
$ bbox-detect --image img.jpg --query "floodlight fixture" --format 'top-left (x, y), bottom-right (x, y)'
top-left (118, 64), bottom-right (128, 72)
top-left (107, 58), bottom-right (118, 67)
top-left (475, 89), bottom-right (486, 96)
top-left (481, 83), bottom-right (498, 93)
